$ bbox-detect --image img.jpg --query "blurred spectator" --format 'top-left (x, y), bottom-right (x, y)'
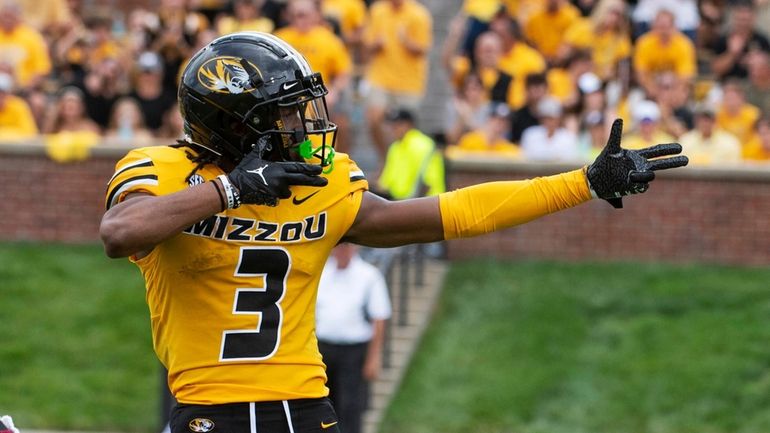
top-left (147, 0), bottom-right (210, 93)
top-left (79, 58), bottom-right (127, 129)
top-left (561, 0), bottom-right (631, 82)
top-left (520, 96), bottom-right (580, 161)
top-left (363, 0), bottom-right (432, 158)
top-left (129, 51), bottom-right (177, 133)
top-left (0, 0), bottom-right (52, 90)
top-left (547, 49), bottom-right (594, 111)
top-left (0, 71), bottom-right (37, 140)
top-left (157, 102), bottom-right (184, 140)
top-left (274, 0), bottom-right (352, 150)
top-left (710, 1), bottom-right (770, 81)
top-left (679, 104), bottom-right (741, 165)
top-left (193, 0), bottom-right (229, 24)
top-left (85, 16), bottom-right (121, 69)
top-left (217, 0), bottom-right (274, 34)
top-left (443, 31), bottom-right (513, 107)
top-left (316, 243), bottom-right (391, 433)
top-left (745, 50), bottom-right (770, 113)
top-left (24, 88), bottom-right (48, 131)
top-left (44, 86), bottom-right (99, 134)
top-left (50, 10), bottom-right (89, 86)
top-left (653, 72), bottom-right (692, 139)
top-left (261, 0), bottom-right (289, 29)
top-left (716, 79), bottom-right (760, 146)
top-left (523, 0), bottom-right (580, 65)
top-left (632, 9), bottom-right (696, 98)
top-left (122, 8), bottom-right (153, 57)
top-left (16, 0), bottom-right (73, 40)
top-left (321, 0), bottom-right (367, 50)
top-left (175, 28), bottom-right (218, 84)
top-left (452, 102), bottom-right (519, 156)
top-left (510, 72), bottom-right (548, 143)
top-left (576, 109), bottom-right (607, 159)
top-left (573, 0), bottom-right (599, 16)
top-left (622, 99), bottom-right (675, 149)
top-left (488, 12), bottom-right (545, 109)
top-left (456, 0), bottom-right (499, 58)
top-left (567, 71), bottom-right (606, 132)
top-left (743, 115), bottom-right (770, 161)
top-left (377, 108), bottom-right (445, 200)
top-left (575, 72), bottom-right (607, 124)
top-left (43, 86), bottom-right (100, 162)
top-left (104, 97), bottom-right (153, 146)
top-left (631, 0), bottom-right (699, 42)
top-left (698, 0), bottom-right (727, 52)
top-left (445, 72), bottom-right (491, 144)
top-left (501, 0), bottom-right (541, 23)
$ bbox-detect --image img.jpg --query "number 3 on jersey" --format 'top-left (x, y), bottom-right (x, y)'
top-left (220, 247), bottom-right (290, 361)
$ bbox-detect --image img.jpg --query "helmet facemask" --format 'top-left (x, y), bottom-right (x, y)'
top-left (241, 72), bottom-right (337, 172)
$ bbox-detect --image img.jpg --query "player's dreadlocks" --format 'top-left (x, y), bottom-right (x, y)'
top-left (170, 139), bottom-right (222, 184)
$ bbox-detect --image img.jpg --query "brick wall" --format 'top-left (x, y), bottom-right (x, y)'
top-left (0, 143), bottom-right (125, 243)
top-left (2, 143), bottom-right (770, 265)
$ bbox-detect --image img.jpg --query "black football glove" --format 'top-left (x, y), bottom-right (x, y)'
top-left (228, 149), bottom-right (328, 206)
top-left (586, 118), bottom-right (689, 209)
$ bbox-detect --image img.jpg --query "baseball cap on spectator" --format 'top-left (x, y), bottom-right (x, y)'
top-left (488, 102), bottom-right (511, 119)
top-left (0, 72), bottom-right (12, 93)
top-left (632, 100), bottom-right (661, 124)
top-left (137, 51), bottom-right (163, 72)
top-left (578, 72), bottom-right (602, 94)
top-left (536, 97), bottom-right (563, 118)
top-left (385, 108), bottom-right (415, 123)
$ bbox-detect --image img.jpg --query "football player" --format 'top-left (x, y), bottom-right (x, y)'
top-left (100, 32), bottom-right (687, 433)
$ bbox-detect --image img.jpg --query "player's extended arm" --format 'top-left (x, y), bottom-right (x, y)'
top-left (100, 152), bottom-right (327, 258)
top-left (344, 119), bottom-right (688, 247)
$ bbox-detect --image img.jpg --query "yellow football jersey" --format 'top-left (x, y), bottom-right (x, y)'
top-left (105, 146), bottom-right (368, 404)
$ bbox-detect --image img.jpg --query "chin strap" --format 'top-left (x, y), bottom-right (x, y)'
top-left (294, 139), bottom-right (335, 174)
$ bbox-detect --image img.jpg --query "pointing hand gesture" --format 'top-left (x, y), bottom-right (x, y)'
top-left (586, 119), bottom-right (689, 208)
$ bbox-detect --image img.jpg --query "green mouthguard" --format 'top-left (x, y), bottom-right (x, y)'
top-left (294, 139), bottom-right (335, 174)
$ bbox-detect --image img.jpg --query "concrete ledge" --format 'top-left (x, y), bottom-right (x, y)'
top-left (447, 154), bottom-right (770, 182)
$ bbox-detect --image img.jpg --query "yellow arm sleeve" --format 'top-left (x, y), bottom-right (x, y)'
top-left (439, 168), bottom-right (593, 240)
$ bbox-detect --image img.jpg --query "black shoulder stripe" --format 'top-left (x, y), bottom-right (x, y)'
top-left (349, 169), bottom-right (366, 182)
top-left (107, 158), bottom-right (155, 186)
top-left (106, 174), bottom-right (159, 210)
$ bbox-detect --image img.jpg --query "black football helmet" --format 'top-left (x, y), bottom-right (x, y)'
top-left (178, 32), bottom-right (336, 168)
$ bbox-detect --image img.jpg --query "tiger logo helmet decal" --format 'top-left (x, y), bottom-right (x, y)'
top-left (197, 56), bottom-right (261, 94)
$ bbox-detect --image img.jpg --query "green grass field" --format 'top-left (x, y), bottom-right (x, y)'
top-left (382, 260), bottom-right (770, 433)
top-left (3, 244), bottom-right (770, 433)
top-left (0, 243), bottom-right (158, 432)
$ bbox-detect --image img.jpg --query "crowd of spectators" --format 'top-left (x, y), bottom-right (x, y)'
top-left (1, 0), bottom-right (770, 166)
top-left (443, 0), bottom-right (770, 165)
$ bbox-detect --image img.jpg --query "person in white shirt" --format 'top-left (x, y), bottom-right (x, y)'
top-left (315, 243), bottom-right (392, 433)
top-left (521, 96), bottom-right (581, 162)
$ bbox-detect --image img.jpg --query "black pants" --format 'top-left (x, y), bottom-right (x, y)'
top-left (318, 341), bottom-right (369, 433)
top-left (170, 398), bottom-right (340, 433)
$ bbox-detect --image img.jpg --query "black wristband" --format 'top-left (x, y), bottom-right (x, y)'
top-left (211, 180), bottom-right (226, 212)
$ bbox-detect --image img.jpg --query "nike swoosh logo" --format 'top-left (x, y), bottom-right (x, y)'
top-left (292, 190), bottom-right (320, 205)
top-left (282, 82), bottom-right (299, 91)
top-left (320, 421), bottom-right (338, 429)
